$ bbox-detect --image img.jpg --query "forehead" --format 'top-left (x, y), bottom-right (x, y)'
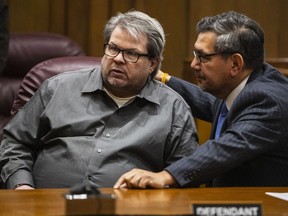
top-left (109, 26), bottom-right (148, 50)
top-left (194, 32), bottom-right (217, 52)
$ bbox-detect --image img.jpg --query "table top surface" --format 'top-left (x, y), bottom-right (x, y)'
top-left (0, 187), bottom-right (287, 215)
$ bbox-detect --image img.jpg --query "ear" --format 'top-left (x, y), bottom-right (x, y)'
top-left (149, 58), bottom-right (160, 74)
top-left (230, 53), bottom-right (244, 77)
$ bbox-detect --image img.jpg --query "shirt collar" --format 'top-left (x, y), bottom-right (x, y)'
top-left (82, 67), bottom-right (103, 93)
top-left (226, 75), bottom-right (250, 110)
top-left (81, 67), bottom-right (160, 105)
top-left (136, 78), bottom-right (161, 105)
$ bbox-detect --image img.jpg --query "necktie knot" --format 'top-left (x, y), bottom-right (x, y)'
top-left (215, 102), bottom-right (228, 139)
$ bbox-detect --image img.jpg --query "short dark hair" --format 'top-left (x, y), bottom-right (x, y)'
top-left (196, 11), bottom-right (264, 69)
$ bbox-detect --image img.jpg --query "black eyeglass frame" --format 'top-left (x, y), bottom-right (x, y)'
top-left (104, 44), bottom-right (150, 63)
top-left (193, 50), bottom-right (235, 63)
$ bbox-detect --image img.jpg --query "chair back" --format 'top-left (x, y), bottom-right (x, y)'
top-left (2, 32), bottom-right (85, 77)
top-left (0, 33), bottom-right (86, 141)
top-left (11, 56), bottom-right (102, 115)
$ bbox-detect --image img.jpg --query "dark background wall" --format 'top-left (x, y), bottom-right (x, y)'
top-left (7, 0), bottom-right (288, 79)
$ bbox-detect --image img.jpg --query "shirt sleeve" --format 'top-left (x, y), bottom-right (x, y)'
top-left (0, 80), bottom-right (52, 189)
top-left (162, 86), bottom-right (199, 167)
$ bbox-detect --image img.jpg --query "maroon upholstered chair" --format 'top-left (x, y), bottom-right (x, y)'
top-left (0, 32), bottom-right (86, 141)
top-left (11, 56), bottom-right (102, 115)
top-left (2, 32), bottom-right (86, 78)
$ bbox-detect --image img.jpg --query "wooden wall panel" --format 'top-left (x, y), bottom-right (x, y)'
top-left (187, 0), bottom-right (288, 61)
top-left (49, 0), bottom-right (67, 35)
top-left (8, 0), bottom-right (50, 32)
top-left (7, 0), bottom-right (288, 77)
top-left (66, 0), bottom-right (90, 52)
top-left (278, 0), bottom-right (288, 57)
top-left (88, 0), bottom-right (110, 56)
top-left (110, 0), bottom-right (134, 15)
top-left (131, 0), bottom-right (189, 78)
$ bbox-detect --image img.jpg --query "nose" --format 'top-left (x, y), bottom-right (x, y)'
top-left (190, 57), bottom-right (198, 69)
top-left (113, 51), bottom-right (125, 63)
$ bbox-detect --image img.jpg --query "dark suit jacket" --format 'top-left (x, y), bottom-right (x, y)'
top-left (165, 63), bottom-right (288, 187)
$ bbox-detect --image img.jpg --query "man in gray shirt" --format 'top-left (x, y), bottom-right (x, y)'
top-left (0, 11), bottom-right (198, 189)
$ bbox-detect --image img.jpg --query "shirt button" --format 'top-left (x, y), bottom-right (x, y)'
top-left (105, 133), bottom-right (110, 138)
top-left (97, 149), bottom-right (102, 153)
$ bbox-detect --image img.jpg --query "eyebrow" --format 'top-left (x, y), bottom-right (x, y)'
top-left (194, 48), bottom-right (216, 55)
top-left (193, 48), bottom-right (205, 53)
top-left (194, 50), bottom-right (207, 56)
top-left (109, 42), bottom-right (139, 51)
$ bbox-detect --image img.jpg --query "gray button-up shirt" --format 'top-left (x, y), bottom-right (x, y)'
top-left (0, 67), bottom-right (198, 188)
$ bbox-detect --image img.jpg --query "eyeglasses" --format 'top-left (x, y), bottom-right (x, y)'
top-left (104, 44), bottom-right (150, 63)
top-left (193, 50), bottom-right (233, 63)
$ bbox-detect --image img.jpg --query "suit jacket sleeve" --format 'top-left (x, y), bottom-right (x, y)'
top-left (168, 77), bottom-right (215, 122)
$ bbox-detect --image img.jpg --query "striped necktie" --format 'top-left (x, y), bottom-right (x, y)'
top-left (215, 102), bottom-right (228, 139)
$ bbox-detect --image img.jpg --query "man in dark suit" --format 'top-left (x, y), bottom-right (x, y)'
top-left (114, 11), bottom-right (288, 188)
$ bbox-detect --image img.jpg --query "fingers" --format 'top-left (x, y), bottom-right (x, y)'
top-left (114, 169), bottom-right (165, 189)
top-left (14, 185), bottom-right (35, 190)
top-left (113, 176), bottom-right (127, 189)
top-left (130, 175), bottom-right (150, 189)
top-left (114, 169), bottom-right (145, 189)
top-left (113, 169), bottom-right (134, 189)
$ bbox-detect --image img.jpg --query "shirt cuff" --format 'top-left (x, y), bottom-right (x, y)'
top-left (6, 170), bottom-right (34, 189)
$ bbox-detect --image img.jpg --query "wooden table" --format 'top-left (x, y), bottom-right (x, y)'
top-left (0, 187), bottom-right (287, 215)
